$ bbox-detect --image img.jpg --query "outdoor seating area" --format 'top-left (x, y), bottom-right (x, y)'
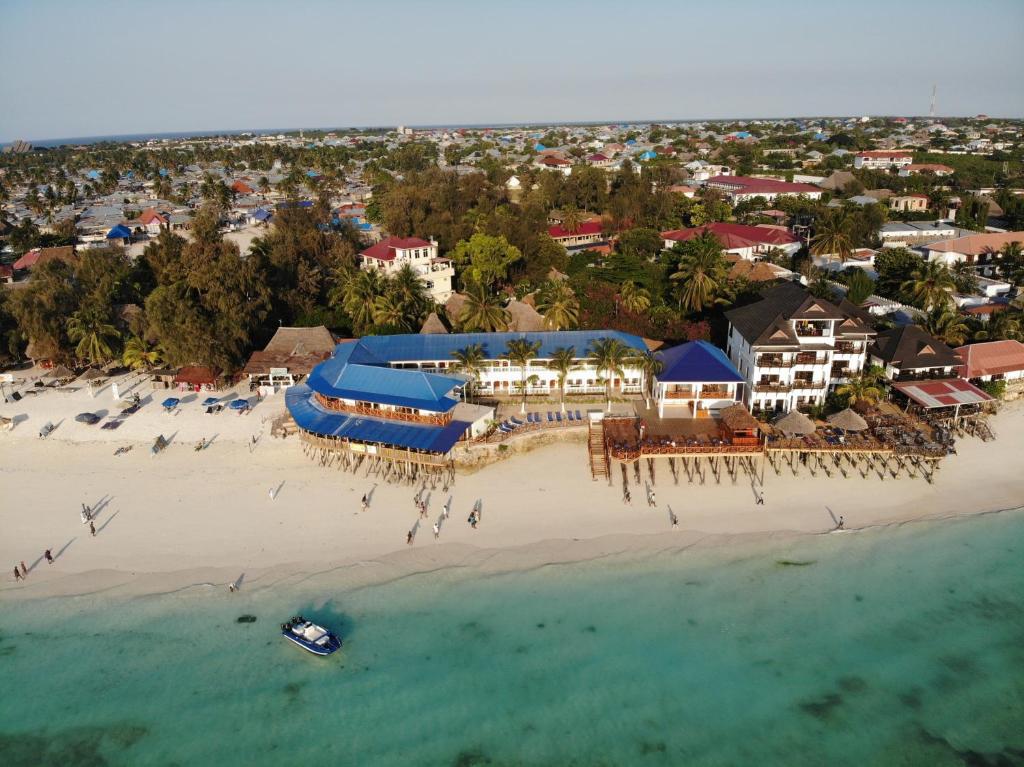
top-left (491, 409), bottom-right (587, 439)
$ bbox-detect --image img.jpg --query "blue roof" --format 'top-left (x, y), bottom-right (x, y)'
top-left (655, 340), bottom-right (743, 384)
top-left (106, 224), bottom-right (132, 239)
top-left (639, 150), bottom-right (657, 160)
top-left (286, 385), bottom-right (469, 453)
top-left (307, 343), bottom-right (462, 411)
top-left (347, 331), bottom-right (648, 365)
top-left (534, 143), bottom-right (546, 151)
top-left (252, 208), bottom-right (272, 222)
top-left (86, 170), bottom-right (102, 179)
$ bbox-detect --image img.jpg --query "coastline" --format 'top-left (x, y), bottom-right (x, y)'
top-left (2, 399), bottom-right (1022, 603)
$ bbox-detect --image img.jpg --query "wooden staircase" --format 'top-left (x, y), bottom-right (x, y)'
top-left (588, 419), bottom-right (609, 480)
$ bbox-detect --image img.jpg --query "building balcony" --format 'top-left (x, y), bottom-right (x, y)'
top-left (835, 342), bottom-right (861, 354)
top-left (753, 383), bottom-right (792, 393)
top-left (791, 379), bottom-right (827, 390)
top-left (892, 369), bottom-right (958, 382)
top-left (756, 355), bottom-right (792, 368)
top-left (664, 388), bottom-right (696, 399)
top-left (794, 323), bottom-right (827, 338)
top-left (700, 386), bottom-right (732, 398)
top-left (794, 353), bottom-right (828, 365)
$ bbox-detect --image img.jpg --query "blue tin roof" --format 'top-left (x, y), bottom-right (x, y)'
top-left (286, 385), bottom-right (469, 453)
top-left (106, 224), bottom-right (132, 239)
top-left (306, 342), bottom-right (462, 411)
top-left (655, 340), bottom-right (743, 384)
top-left (252, 208), bottom-right (272, 222)
top-left (347, 331), bottom-right (648, 365)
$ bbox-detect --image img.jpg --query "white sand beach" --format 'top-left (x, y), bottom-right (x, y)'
top-left (1, 372), bottom-right (1022, 600)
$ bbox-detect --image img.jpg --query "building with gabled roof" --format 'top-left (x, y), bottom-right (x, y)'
top-left (661, 222), bottom-right (799, 260)
top-left (243, 325), bottom-right (338, 387)
top-left (956, 339), bottom-right (1024, 383)
top-left (359, 236), bottom-right (454, 302)
top-left (703, 175), bottom-right (823, 204)
top-left (725, 282), bottom-right (876, 413)
top-left (868, 325), bottom-right (961, 381)
top-left (653, 340), bottom-right (744, 418)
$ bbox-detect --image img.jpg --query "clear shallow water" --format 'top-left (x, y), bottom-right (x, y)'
top-left (2, 513), bottom-right (1023, 767)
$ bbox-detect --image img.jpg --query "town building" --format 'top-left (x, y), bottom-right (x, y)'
top-left (359, 236), bottom-right (454, 302)
top-left (652, 340), bottom-right (744, 418)
top-left (660, 222), bottom-right (800, 260)
top-left (878, 221), bottom-right (966, 247)
top-left (703, 176), bottom-right (823, 204)
top-left (889, 194), bottom-right (930, 213)
top-left (956, 340), bottom-right (1024, 384)
top-left (899, 163), bottom-right (955, 177)
top-left (853, 151), bottom-right (913, 170)
top-left (724, 283), bottom-right (876, 414)
top-left (242, 325), bottom-right (338, 389)
top-left (547, 221), bottom-right (605, 251)
top-left (923, 231), bottom-right (1024, 275)
top-left (868, 325), bottom-right (961, 381)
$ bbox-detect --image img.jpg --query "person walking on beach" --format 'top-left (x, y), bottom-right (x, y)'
top-left (14, 566), bottom-right (22, 582)
top-left (89, 520), bottom-right (96, 537)
top-left (468, 512), bottom-right (478, 530)
top-left (756, 491), bottom-right (765, 506)
top-left (81, 504), bottom-right (91, 524)
top-left (837, 515), bottom-right (844, 530)
top-left (268, 486), bottom-right (277, 501)
top-left (20, 561), bottom-right (28, 577)
top-left (433, 522), bottom-right (440, 540)
top-left (361, 494), bottom-right (368, 513)
top-left (442, 500), bottom-right (450, 520)
top-left (406, 530), bottom-right (414, 546)
top-left (647, 487), bottom-right (656, 507)
top-left (44, 549), bottom-right (53, 565)
top-left (671, 512), bottom-right (679, 529)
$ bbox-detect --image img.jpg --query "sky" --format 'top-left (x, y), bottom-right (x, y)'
top-left (1, 0), bottom-right (1023, 142)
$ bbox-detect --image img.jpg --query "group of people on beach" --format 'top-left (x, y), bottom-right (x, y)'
top-left (11, 500), bottom-right (102, 583)
top-left (404, 490), bottom-right (470, 545)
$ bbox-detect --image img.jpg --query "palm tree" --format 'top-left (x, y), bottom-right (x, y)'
top-left (618, 280), bottom-right (651, 315)
top-left (561, 205), bottom-right (584, 234)
top-left (835, 372), bottom-right (883, 409)
top-left (257, 176), bottom-right (271, 198)
top-left (638, 352), bottom-right (663, 408)
top-left (459, 282), bottom-right (509, 332)
top-left (536, 280), bottom-right (579, 330)
top-left (972, 310), bottom-right (1021, 341)
top-left (390, 263), bottom-right (431, 316)
top-left (921, 306), bottom-right (970, 346)
top-left (372, 291), bottom-right (411, 331)
top-left (670, 232), bottom-right (728, 313)
top-left (810, 209), bottom-right (854, 267)
top-left (505, 339), bottom-right (542, 413)
top-left (67, 310), bottom-right (120, 366)
top-left (330, 268), bottom-right (381, 334)
top-left (122, 336), bottom-right (162, 370)
top-left (588, 337), bottom-right (632, 412)
top-left (902, 261), bottom-right (956, 310)
top-left (951, 261), bottom-right (979, 294)
top-left (450, 343), bottom-right (487, 403)
top-left (548, 346), bottom-right (577, 413)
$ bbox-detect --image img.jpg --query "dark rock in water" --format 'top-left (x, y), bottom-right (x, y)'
top-left (638, 740), bottom-right (667, 755)
top-left (838, 676), bottom-right (867, 693)
top-left (798, 692), bottom-right (843, 720)
top-left (236, 615), bottom-right (257, 624)
top-left (583, 625), bottom-right (597, 633)
top-left (776, 559), bottom-right (816, 567)
top-left (535, 622), bottom-right (545, 629)
top-left (453, 748), bottom-right (492, 767)
top-left (854, 594), bottom-right (864, 602)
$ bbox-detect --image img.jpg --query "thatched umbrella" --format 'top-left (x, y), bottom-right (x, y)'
top-left (75, 368), bottom-right (106, 385)
top-left (419, 312), bottom-right (449, 335)
top-left (774, 410), bottom-right (816, 437)
top-left (44, 365), bottom-right (74, 381)
top-left (827, 408), bottom-right (869, 432)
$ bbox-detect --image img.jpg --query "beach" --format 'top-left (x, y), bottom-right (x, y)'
top-left (1, 372), bottom-right (1022, 600)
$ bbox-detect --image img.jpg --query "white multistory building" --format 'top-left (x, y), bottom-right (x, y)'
top-left (359, 236), bottom-right (454, 303)
top-left (725, 283), bottom-right (876, 414)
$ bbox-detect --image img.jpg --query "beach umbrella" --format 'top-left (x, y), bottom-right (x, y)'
top-left (827, 408), bottom-right (869, 432)
top-left (45, 365), bottom-right (74, 380)
top-left (201, 397), bottom-right (221, 407)
top-left (229, 398), bottom-right (250, 411)
top-left (161, 397), bottom-right (180, 410)
top-left (774, 410), bottom-right (816, 437)
top-left (75, 368), bottom-right (106, 385)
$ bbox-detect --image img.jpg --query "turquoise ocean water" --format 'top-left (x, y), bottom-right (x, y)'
top-left (2, 512), bottom-right (1023, 767)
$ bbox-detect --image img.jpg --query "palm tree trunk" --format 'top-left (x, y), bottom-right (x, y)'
top-left (521, 373), bottom-right (526, 414)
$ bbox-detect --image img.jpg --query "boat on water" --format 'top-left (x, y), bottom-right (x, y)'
top-left (281, 616), bottom-right (342, 656)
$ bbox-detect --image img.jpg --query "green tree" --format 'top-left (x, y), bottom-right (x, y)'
top-left (902, 261), bottom-right (955, 310)
top-left (67, 307), bottom-right (120, 365)
top-left (458, 282), bottom-right (509, 332)
top-left (874, 247), bottom-right (923, 299)
top-left (450, 233), bottom-right (522, 287)
top-left (617, 228), bottom-right (663, 260)
top-left (548, 346), bottom-right (577, 414)
top-left (588, 337), bottom-right (632, 412)
top-left (835, 371), bottom-right (883, 408)
top-left (536, 279), bottom-right (579, 330)
top-left (972, 310), bottom-right (1021, 342)
top-left (450, 343), bottom-right (487, 403)
top-left (920, 306), bottom-right (969, 346)
top-left (618, 280), bottom-right (652, 315)
top-left (122, 335), bottom-right (163, 370)
top-left (669, 232), bottom-right (729, 313)
top-left (505, 338), bottom-right (542, 413)
top-left (810, 209), bottom-right (854, 267)
top-left (845, 269), bottom-right (876, 305)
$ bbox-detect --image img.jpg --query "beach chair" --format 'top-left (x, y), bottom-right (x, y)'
top-left (38, 422), bottom-right (55, 439)
top-left (575, 410), bottom-right (583, 421)
top-left (547, 412), bottom-right (553, 423)
top-left (510, 416), bottom-right (524, 426)
top-left (555, 412), bottom-right (563, 423)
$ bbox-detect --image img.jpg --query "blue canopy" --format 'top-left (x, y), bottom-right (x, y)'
top-left (106, 224), bottom-right (132, 240)
top-left (229, 398), bottom-right (250, 410)
top-left (201, 397), bottom-right (220, 407)
top-left (161, 397), bottom-right (180, 409)
top-left (655, 340), bottom-right (744, 384)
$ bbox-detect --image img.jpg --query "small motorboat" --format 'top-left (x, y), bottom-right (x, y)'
top-left (281, 616), bottom-right (342, 656)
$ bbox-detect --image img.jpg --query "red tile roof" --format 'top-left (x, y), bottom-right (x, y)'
top-left (13, 246), bottom-right (76, 270)
top-left (360, 236), bottom-right (433, 261)
top-left (956, 340), bottom-right (1024, 378)
top-left (661, 223), bottom-right (797, 250)
top-left (231, 180), bottom-right (255, 195)
top-left (548, 221), bottom-right (604, 239)
top-left (892, 378), bottom-right (993, 409)
top-left (138, 208), bottom-right (168, 225)
top-left (705, 176), bottom-right (821, 196)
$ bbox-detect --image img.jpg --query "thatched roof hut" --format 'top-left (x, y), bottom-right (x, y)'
top-left (774, 410), bottom-right (816, 436)
top-left (506, 299), bottom-right (546, 332)
top-left (419, 312), bottom-right (449, 335)
top-left (827, 408), bottom-right (869, 432)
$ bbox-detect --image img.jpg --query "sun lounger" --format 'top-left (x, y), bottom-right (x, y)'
top-left (101, 420), bottom-right (123, 431)
top-left (566, 411), bottom-right (575, 422)
top-left (555, 412), bottom-right (563, 423)
top-left (120, 403), bottom-right (141, 416)
top-left (547, 412), bottom-right (553, 422)
top-left (510, 416), bottom-right (524, 426)
top-left (575, 410), bottom-right (583, 421)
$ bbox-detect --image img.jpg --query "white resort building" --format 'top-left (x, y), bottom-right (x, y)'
top-left (725, 283), bottom-right (876, 414)
top-left (359, 236), bottom-right (455, 302)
